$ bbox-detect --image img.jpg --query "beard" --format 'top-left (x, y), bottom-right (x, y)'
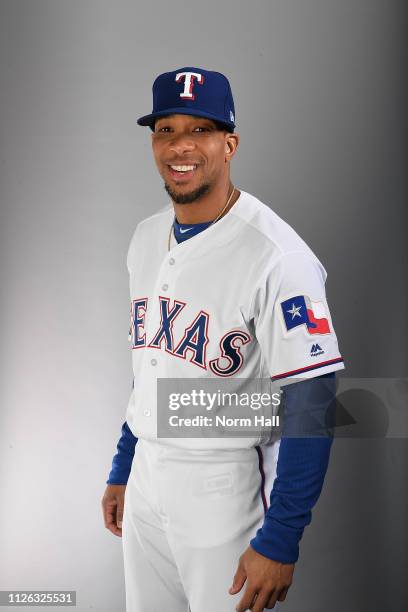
top-left (164, 180), bottom-right (211, 204)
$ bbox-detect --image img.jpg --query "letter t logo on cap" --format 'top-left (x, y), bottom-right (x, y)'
top-left (175, 71), bottom-right (204, 100)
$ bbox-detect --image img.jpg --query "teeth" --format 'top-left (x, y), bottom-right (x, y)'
top-left (170, 165), bottom-right (196, 172)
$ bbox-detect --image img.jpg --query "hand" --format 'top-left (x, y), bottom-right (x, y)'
top-left (101, 484), bottom-right (126, 537)
top-left (229, 545), bottom-right (295, 611)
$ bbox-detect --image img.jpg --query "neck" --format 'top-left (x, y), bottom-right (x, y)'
top-left (172, 180), bottom-right (240, 224)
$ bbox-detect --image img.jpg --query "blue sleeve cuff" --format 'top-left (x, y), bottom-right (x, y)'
top-left (106, 421), bottom-right (138, 485)
top-left (250, 373), bottom-right (336, 563)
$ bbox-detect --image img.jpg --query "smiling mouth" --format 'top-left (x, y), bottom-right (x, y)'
top-left (167, 164), bottom-right (199, 182)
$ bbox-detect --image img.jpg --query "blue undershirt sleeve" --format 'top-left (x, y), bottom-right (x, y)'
top-left (250, 372), bottom-right (336, 563)
top-left (106, 421), bottom-right (138, 485)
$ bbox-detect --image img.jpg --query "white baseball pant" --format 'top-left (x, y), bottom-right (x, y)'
top-left (122, 438), bottom-right (281, 612)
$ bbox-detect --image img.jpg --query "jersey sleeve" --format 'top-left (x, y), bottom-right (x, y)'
top-left (252, 250), bottom-right (345, 384)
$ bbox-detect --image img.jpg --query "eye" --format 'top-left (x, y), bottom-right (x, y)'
top-left (154, 125), bottom-right (211, 134)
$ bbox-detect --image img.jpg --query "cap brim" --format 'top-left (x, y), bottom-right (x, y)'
top-left (136, 107), bottom-right (235, 132)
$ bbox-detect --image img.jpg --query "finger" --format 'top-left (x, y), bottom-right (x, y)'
top-left (266, 589), bottom-right (279, 609)
top-left (229, 564), bottom-right (247, 595)
top-left (108, 524), bottom-right (123, 537)
top-left (250, 589), bottom-right (271, 612)
top-left (116, 504), bottom-right (124, 528)
top-left (103, 502), bottom-right (117, 528)
top-left (102, 502), bottom-right (123, 537)
top-left (105, 508), bottom-right (122, 536)
top-left (235, 583), bottom-right (258, 612)
top-left (277, 586), bottom-right (289, 602)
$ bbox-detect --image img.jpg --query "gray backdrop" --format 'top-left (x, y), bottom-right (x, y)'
top-left (0, 1), bottom-right (406, 611)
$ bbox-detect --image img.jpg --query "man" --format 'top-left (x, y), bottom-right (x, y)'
top-left (101, 67), bottom-right (344, 612)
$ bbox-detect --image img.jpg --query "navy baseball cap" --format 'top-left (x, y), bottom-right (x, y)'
top-left (136, 66), bottom-right (236, 132)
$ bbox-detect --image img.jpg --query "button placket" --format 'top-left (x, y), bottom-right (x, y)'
top-left (157, 252), bottom-right (177, 296)
top-left (140, 252), bottom-right (179, 378)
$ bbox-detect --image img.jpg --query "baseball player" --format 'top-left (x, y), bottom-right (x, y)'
top-left (101, 67), bottom-right (345, 612)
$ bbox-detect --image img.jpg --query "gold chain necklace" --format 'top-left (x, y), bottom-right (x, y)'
top-left (167, 185), bottom-right (236, 252)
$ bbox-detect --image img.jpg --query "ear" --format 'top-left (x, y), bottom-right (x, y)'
top-left (225, 133), bottom-right (240, 161)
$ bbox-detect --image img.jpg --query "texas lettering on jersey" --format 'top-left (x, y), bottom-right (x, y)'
top-left (129, 296), bottom-right (251, 377)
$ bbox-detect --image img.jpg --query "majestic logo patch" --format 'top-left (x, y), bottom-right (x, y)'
top-left (310, 343), bottom-right (324, 357)
top-left (281, 295), bottom-right (331, 335)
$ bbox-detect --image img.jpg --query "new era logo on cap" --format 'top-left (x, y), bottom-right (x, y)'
top-left (137, 66), bottom-right (236, 133)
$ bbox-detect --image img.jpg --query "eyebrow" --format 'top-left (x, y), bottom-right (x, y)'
top-left (155, 116), bottom-right (215, 127)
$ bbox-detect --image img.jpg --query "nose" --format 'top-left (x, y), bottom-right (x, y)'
top-left (168, 133), bottom-right (196, 156)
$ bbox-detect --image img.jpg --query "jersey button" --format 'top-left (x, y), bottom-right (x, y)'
top-left (143, 409), bottom-right (151, 417)
top-left (169, 257), bottom-right (175, 265)
top-left (161, 283), bottom-right (168, 291)
top-left (150, 358), bottom-right (157, 366)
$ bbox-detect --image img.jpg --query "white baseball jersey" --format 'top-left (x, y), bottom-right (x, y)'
top-left (125, 188), bottom-right (344, 449)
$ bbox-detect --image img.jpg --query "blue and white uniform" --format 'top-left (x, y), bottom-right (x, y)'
top-left (110, 188), bottom-right (344, 611)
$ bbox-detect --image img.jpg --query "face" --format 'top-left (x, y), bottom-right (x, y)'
top-left (151, 113), bottom-right (238, 204)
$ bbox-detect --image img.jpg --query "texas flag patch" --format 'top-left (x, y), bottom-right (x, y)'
top-left (281, 295), bottom-right (331, 335)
